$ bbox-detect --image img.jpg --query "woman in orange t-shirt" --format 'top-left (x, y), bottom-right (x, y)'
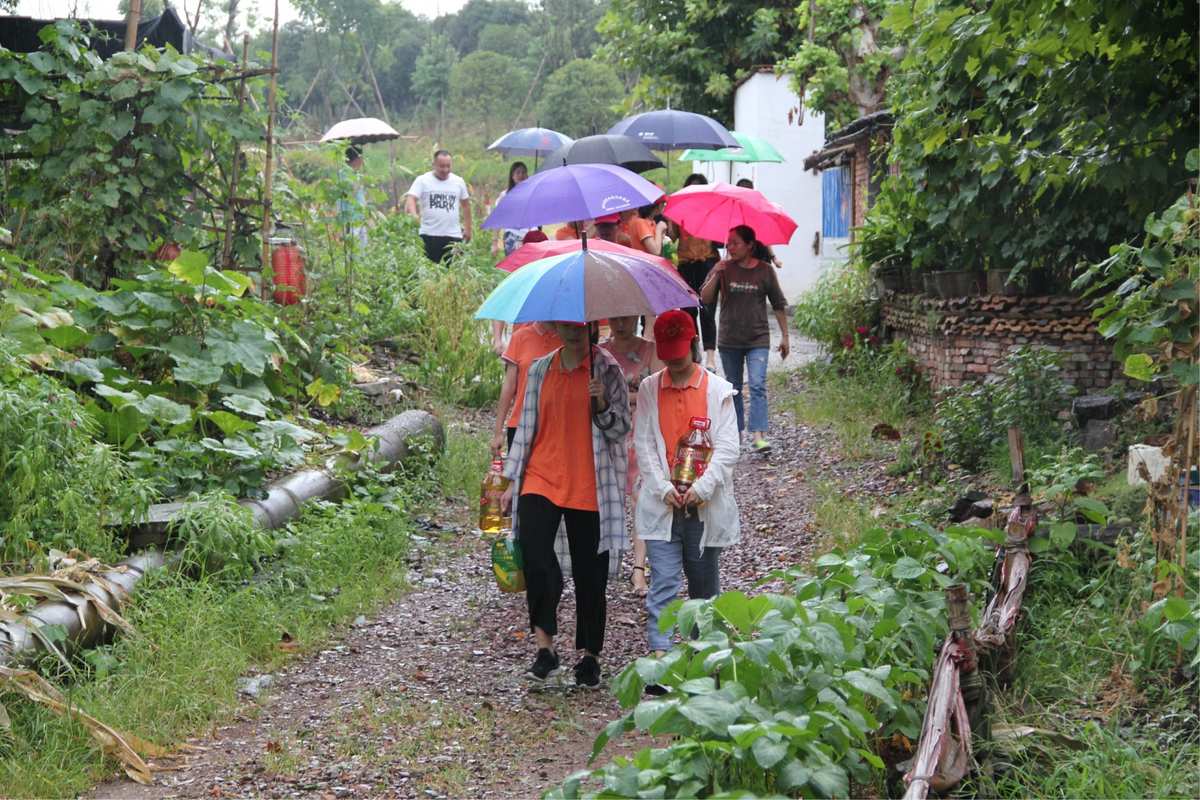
top-left (500, 322), bottom-right (631, 689)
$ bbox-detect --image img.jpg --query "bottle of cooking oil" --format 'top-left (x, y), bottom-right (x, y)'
top-left (671, 416), bottom-right (714, 496)
top-left (478, 459), bottom-right (511, 535)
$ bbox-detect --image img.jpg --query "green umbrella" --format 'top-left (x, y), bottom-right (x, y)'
top-left (679, 131), bottom-right (785, 163)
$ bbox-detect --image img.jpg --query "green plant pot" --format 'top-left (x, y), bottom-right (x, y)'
top-left (931, 270), bottom-right (981, 298)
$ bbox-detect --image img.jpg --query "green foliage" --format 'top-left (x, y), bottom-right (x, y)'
top-left (449, 51), bottom-right (529, 139)
top-left (935, 346), bottom-right (1073, 469)
top-left (170, 492), bottom-right (272, 580)
top-left (536, 59), bottom-right (625, 139)
top-left (435, 0), bottom-right (531, 55)
top-left (597, 0), bottom-right (804, 123)
top-left (411, 33), bottom-right (460, 110)
top-left (1027, 446), bottom-right (1108, 523)
top-left (0, 22), bottom-right (266, 283)
top-left (0, 351), bottom-right (153, 568)
top-left (791, 260), bottom-right (875, 351)
top-left (867, 0), bottom-right (1198, 283)
top-left (778, 0), bottom-right (898, 128)
top-left (1073, 177), bottom-right (1200, 386)
top-left (554, 522), bottom-right (996, 798)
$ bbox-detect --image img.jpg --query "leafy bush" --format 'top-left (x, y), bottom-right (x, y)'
top-left (792, 261), bottom-right (875, 352)
top-left (0, 347), bottom-right (153, 567)
top-left (555, 522), bottom-right (996, 799)
top-left (936, 346), bottom-right (1073, 469)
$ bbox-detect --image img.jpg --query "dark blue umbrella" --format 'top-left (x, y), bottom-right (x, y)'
top-left (487, 127), bottom-right (573, 157)
top-left (607, 109), bottom-right (738, 151)
top-left (538, 134), bottom-right (664, 174)
top-left (481, 164), bottom-right (664, 230)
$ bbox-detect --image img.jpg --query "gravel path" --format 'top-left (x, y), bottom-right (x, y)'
top-left (91, 336), bottom-right (899, 800)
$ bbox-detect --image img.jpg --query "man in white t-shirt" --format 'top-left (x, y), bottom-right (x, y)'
top-left (404, 149), bottom-right (472, 263)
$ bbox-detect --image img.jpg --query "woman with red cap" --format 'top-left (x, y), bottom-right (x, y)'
top-left (633, 310), bottom-right (741, 662)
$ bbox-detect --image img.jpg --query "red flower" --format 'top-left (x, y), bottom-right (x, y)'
top-left (841, 334), bottom-right (856, 349)
top-left (868, 335), bottom-right (880, 346)
top-left (855, 326), bottom-right (869, 336)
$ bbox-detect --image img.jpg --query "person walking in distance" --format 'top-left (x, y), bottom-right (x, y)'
top-left (700, 225), bottom-right (790, 454)
top-left (672, 174), bottom-right (719, 369)
top-left (634, 311), bottom-right (740, 663)
top-left (501, 322), bottom-right (631, 689)
top-left (404, 149), bottom-right (472, 263)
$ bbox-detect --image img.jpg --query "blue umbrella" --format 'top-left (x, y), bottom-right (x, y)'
top-left (487, 127), bottom-right (573, 157)
top-left (607, 109), bottom-right (738, 151)
top-left (481, 163), bottom-right (664, 230)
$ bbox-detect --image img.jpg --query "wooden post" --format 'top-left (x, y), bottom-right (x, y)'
top-left (946, 585), bottom-right (989, 742)
top-left (123, 0), bottom-right (142, 51)
top-left (221, 36), bottom-right (250, 270)
top-left (1007, 426), bottom-right (1025, 484)
top-left (260, 0), bottom-right (280, 300)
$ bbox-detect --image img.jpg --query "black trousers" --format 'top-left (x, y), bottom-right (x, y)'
top-left (421, 234), bottom-right (461, 264)
top-left (678, 258), bottom-right (718, 352)
top-left (516, 493), bottom-right (609, 654)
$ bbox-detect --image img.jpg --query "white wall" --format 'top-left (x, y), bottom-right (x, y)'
top-left (692, 70), bottom-right (826, 302)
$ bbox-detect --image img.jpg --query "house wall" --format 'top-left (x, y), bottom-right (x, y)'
top-left (881, 292), bottom-right (1118, 392)
top-left (692, 70), bottom-right (826, 302)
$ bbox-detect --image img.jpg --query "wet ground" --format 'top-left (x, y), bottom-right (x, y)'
top-left (90, 337), bottom-right (902, 800)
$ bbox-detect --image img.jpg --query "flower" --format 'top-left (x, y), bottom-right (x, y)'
top-left (868, 335), bottom-right (880, 346)
top-left (841, 334), bottom-right (856, 350)
top-left (855, 325), bottom-right (869, 336)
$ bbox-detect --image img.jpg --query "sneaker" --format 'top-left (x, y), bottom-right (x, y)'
top-left (526, 648), bottom-right (560, 681)
top-left (574, 655), bottom-right (601, 689)
top-left (751, 437), bottom-right (772, 454)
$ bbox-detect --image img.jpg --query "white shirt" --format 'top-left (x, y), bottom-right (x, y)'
top-left (405, 172), bottom-right (470, 237)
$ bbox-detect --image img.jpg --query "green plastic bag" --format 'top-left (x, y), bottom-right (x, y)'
top-left (491, 535), bottom-right (525, 593)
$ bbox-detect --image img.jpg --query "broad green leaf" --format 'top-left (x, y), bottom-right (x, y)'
top-left (808, 763), bottom-right (849, 798)
top-left (1123, 353), bottom-right (1155, 382)
top-left (712, 591), bottom-right (770, 635)
top-left (199, 437), bottom-right (259, 458)
top-left (306, 377), bottom-right (342, 407)
top-left (677, 694), bottom-right (740, 735)
top-left (43, 325), bottom-right (90, 349)
top-left (751, 736), bottom-right (788, 769)
top-left (204, 410), bottom-right (256, 437)
top-left (776, 759), bottom-right (812, 792)
top-left (1073, 497), bottom-right (1108, 524)
top-left (223, 394), bottom-right (270, 418)
top-left (892, 556), bottom-right (926, 580)
top-left (137, 394), bottom-right (192, 426)
top-left (589, 713), bottom-right (633, 763)
top-left (172, 355), bottom-right (223, 385)
top-left (1162, 596), bottom-right (1192, 622)
top-left (167, 250), bottom-right (208, 285)
top-left (1049, 521), bottom-right (1077, 548)
top-left (208, 322), bottom-right (278, 376)
top-left (257, 419), bottom-right (320, 443)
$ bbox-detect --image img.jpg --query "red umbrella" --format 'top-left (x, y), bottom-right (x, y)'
top-left (663, 183), bottom-right (797, 246)
top-left (496, 237), bottom-right (675, 273)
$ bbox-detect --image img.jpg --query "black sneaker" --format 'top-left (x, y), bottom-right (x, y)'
top-left (526, 648), bottom-right (560, 681)
top-left (574, 655), bottom-right (601, 689)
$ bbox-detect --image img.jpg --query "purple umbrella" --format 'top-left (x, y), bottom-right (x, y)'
top-left (607, 109), bottom-right (738, 151)
top-left (481, 163), bottom-right (664, 230)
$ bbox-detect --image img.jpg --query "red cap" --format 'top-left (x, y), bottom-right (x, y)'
top-left (594, 213), bottom-right (621, 224)
top-left (653, 309), bottom-right (696, 361)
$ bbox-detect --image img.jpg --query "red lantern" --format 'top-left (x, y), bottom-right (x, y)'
top-left (270, 235), bottom-right (306, 305)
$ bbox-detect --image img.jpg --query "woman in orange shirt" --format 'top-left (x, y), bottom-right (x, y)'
top-left (501, 322), bottom-right (631, 689)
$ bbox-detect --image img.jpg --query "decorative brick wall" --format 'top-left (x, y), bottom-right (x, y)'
top-left (881, 293), bottom-right (1118, 392)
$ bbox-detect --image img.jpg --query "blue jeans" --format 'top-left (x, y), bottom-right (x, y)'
top-left (645, 511), bottom-right (721, 652)
top-left (719, 346), bottom-right (769, 433)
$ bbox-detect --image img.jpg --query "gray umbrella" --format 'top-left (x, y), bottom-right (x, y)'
top-left (538, 134), bottom-right (665, 174)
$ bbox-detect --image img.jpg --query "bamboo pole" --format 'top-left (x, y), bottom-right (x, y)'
top-left (123, 0), bottom-right (142, 51)
top-left (259, 0), bottom-right (280, 300)
top-left (221, 35), bottom-right (251, 270)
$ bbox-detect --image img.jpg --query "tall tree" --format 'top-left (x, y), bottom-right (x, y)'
top-left (536, 58), bottom-right (623, 137)
top-left (411, 33), bottom-right (459, 110)
top-left (435, 0), bottom-right (531, 55)
top-left (449, 50), bottom-right (529, 139)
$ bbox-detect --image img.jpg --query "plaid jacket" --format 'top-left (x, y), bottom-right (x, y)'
top-left (503, 346), bottom-right (631, 573)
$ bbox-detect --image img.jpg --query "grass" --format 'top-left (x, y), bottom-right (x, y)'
top-left (0, 423), bottom-right (485, 798)
top-left (777, 358), bottom-right (930, 460)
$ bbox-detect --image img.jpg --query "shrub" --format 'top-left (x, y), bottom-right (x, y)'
top-left (792, 260), bottom-right (876, 351)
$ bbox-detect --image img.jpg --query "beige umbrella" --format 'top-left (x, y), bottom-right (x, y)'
top-left (319, 117), bottom-right (401, 144)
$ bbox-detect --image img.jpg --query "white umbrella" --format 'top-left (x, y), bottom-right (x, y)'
top-left (320, 117), bottom-right (401, 144)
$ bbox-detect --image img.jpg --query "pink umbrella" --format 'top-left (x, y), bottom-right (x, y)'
top-left (663, 183), bottom-right (797, 245)
top-left (497, 237), bottom-right (675, 273)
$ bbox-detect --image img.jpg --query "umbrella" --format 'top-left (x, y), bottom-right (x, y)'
top-left (497, 237), bottom-right (674, 273)
top-left (482, 164), bottom-right (663, 231)
top-left (320, 117), bottom-right (401, 144)
top-left (476, 237), bottom-right (697, 324)
top-left (538, 134), bottom-right (664, 174)
top-left (607, 109), bottom-right (738, 151)
top-left (663, 183), bottom-right (797, 246)
top-left (487, 127), bottom-right (574, 157)
top-left (679, 131), bottom-right (785, 163)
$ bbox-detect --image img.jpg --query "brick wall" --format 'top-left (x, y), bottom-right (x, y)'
top-left (881, 292), bottom-right (1118, 392)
